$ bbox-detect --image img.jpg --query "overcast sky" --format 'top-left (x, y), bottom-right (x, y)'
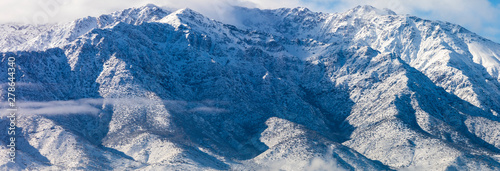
top-left (0, 0), bottom-right (499, 43)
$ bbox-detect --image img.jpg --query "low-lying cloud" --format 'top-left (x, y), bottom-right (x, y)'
top-left (0, 98), bottom-right (228, 116)
top-left (258, 156), bottom-right (347, 171)
top-left (0, 98), bottom-right (103, 115)
top-left (188, 106), bottom-right (229, 113)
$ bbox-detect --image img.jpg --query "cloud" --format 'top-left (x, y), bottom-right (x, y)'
top-left (20, 104), bottom-right (101, 115)
top-left (399, 165), bottom-right (432, 171)
top-left (0, 0), bottom-right (499, 42)
top-left (0, 98), bottom-right (228, 116)
top-left (0, 98), bottom-right (103, 115)
top-left (188, 106), bottom-right (228, 113)
top-left (258, 156), bottom-right (347, 171)
top-left (303, 157), bottom-right (347, 171)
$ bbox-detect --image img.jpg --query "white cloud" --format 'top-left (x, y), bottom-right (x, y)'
top-left (188, 106), bottom-right (228, 113)
top-left (0, 0), bottom-right (499, 42)
top-left (20, 104), bottom-right (101, 115)
top-left (0, 98), bottom-right (103, 115)
top-left (304, 157), bottom-right (347, 171)
top-left (257, 154), bottom-right (347, 170)
top-left (0, 98), bottom-right (228, 116)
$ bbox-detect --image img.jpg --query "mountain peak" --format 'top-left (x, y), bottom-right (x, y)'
top-left (96, 3), bottom-right (170, 27)
top-left (174, 7), bottom-right (200, 16)
top-left (291, 7), bottom-right (311, 13)
top-left (141, 3), bottom-right (161, 9)
top-left (157, 7), bottom-right (221, 32)
top-left (350, 5), bottom-right (396, 16)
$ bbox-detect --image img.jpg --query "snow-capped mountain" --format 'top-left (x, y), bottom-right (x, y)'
top-left (1, 4), bottom-right (500, 170)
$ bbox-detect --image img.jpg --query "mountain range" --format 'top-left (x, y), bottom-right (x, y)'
top-left (1, 4), bottom-right (500, 170)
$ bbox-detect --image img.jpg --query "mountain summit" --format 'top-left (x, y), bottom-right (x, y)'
top-left (1, 4), bottom-right (500, 170)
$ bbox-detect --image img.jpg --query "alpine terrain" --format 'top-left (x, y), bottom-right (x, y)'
top-left (2, 4), bottom-right (500, 170)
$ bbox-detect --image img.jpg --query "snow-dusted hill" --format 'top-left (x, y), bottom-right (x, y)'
top-left (1, 4), bottom-right (500, 170)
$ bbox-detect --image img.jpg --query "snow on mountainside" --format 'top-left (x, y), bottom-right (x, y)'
top-left (1, 4), bottom-right (500, 170)
top-left (225, 5), bottom-right (500, 113)
top-left (0, 4), bottom-right (169, 52)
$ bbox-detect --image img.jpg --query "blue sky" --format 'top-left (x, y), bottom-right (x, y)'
top-left (0, 0), bottom-right (499, 43)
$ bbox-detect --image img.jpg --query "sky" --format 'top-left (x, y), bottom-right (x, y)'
top-left (0, 0), bottom-right (499, 43)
